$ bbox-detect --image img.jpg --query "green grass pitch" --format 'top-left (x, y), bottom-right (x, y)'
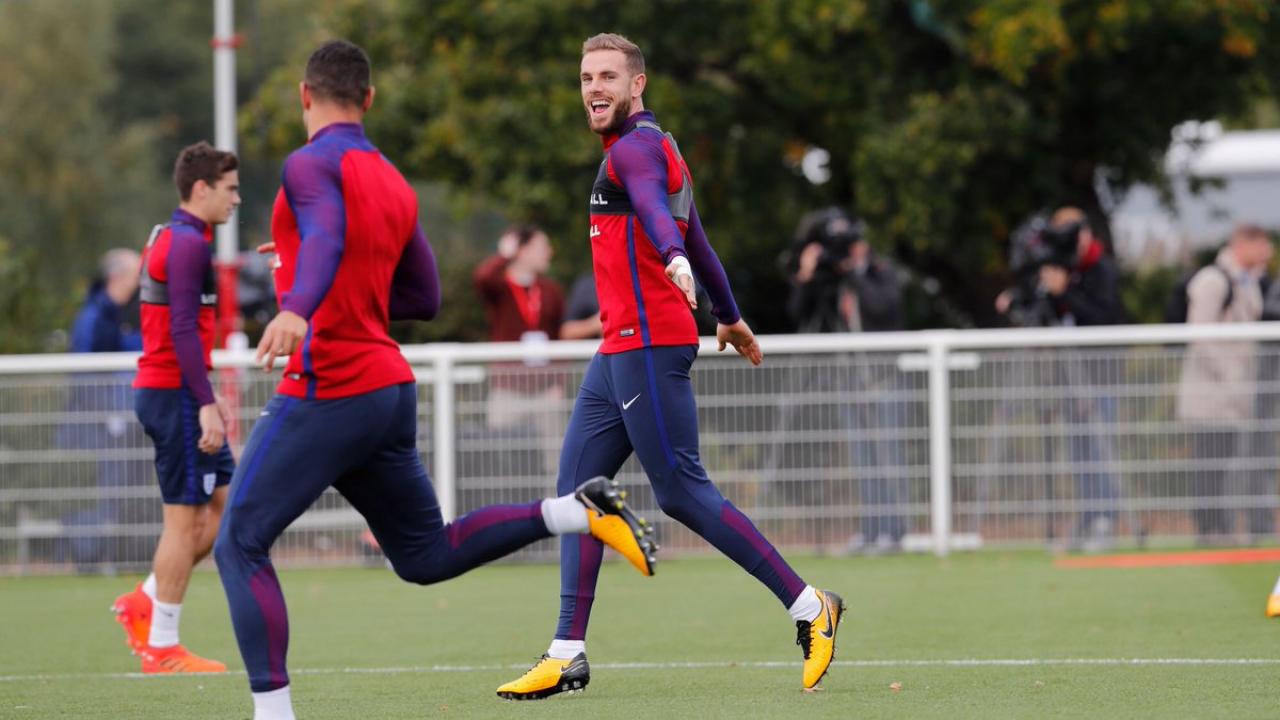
top-left (1, 552), bottom-right (1277, 719)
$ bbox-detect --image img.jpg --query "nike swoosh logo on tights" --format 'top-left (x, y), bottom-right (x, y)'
top-left (622, 393), bottom-right (641, 410)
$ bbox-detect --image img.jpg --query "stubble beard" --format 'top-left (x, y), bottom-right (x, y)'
top-left (590, 95), bottom-right (632, 136)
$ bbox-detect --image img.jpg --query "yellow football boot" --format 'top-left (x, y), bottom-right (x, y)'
top-left (496, 653), bottom-right (590, 700)
top-left (797, 589), bottom-right (845, 691)
top-left (575, 477), bottom-right (657, 576)
top-left (1267, 593), bottom-right (1280, 618)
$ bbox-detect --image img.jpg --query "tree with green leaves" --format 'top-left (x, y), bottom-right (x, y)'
top-left (0, 0), bottom-right (324, 351)
top-left (2, 1), bottom-right (1276, 349)
top-left (0, 0), bottom-right (170, 353)
top-left (241, 0), bottom-right (1274, 332)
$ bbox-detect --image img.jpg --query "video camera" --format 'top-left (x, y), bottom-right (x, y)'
top-left (1004, 214), bottom-right (1083, 327)
top-left (790, 207), bottom-right (867, 276)
top-left (1009, 215), bottom-right (1081, 279)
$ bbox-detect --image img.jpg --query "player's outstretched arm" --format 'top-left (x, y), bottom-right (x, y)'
top-left (615, 145), bottom-right (698, 309)
top-left (390, 224), bottom-right (440, 322)
top-left (611, 139), bottom-right (690, 282)
top-left (683, 203), bottom-right (741, 326)
top-left (716, 319), bottom-right (762, 366)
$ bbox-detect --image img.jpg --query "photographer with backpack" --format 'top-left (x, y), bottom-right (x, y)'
top-left (1176, 223), bottom-right (1273, 544)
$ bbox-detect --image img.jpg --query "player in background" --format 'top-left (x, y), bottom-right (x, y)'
top-left (495, 34), bottom-right (845, 700)
top-left (212, 41), bottom-right (657, 720)
top-left (111, 142), bottom-right (240, 673)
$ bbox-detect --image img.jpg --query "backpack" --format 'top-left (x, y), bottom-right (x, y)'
top-left (1163, 264), bottom-right (1235, 323)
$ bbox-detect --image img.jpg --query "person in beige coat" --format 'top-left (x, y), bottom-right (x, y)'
top-left (1177, 223), bottom-right (1273, 542)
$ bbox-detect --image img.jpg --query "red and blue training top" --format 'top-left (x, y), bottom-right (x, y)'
top-left (589, 110), bottom-right (740, 354)
top-left (134, 208), bottom-right (218, 405)
top-left (270, 122), bottom-right (440, 400)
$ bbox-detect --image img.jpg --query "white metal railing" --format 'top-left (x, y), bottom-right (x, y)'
top-left (2, 322), bottom-right (1280, 574)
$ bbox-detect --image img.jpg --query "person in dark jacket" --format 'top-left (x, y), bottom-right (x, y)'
top-left (996, 207), bottom-right (1126, 548)
top-left (70, 249), bottom-right (143, 354)
top-left (788, 210), bottom-right (903, 334)
top-left (789, 209), bottom-right (913, 552)
top-left (61, 249), bottom-right (144, 569)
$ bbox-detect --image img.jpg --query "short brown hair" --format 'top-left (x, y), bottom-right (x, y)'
top-left (1232, 222), bottom-right (1269, 242)
top-left (305, 39), bottom-right (372, 108)
top-left (173, 141), bottom-right (237, 201)
top-left (503, 224), bottom-right (546, 248)
top-left (582, 33), bottom-right (645, 75)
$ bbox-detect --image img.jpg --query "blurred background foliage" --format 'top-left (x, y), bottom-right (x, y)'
top-left (1, 0), bottom-right (1277, 350)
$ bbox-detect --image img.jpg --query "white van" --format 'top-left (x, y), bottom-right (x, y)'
top-left (1111, 123), bottom-right (1280, 267)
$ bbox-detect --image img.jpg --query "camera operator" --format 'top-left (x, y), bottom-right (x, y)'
top-left (788, 208), bottom-right (911, 553)
top-left (996, 208), bottom-right (1126, 328)
top-left (995, 206), bottom-right (1125, 549)
top-left (789, 208), bottom-right (903, 334)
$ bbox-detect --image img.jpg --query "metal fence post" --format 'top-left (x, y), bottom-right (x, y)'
top-left (928, 336), bottom-right (953, 556)
top-left (432, 352), bottom-right (457, 522)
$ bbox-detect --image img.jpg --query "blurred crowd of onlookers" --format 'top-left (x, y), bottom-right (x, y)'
top-left (782, 207), bottom-right (1278, 552)
top-left (451, 208), bottom-right (1280, 552)
top-left (69, 207), bottom-right (1280, 556)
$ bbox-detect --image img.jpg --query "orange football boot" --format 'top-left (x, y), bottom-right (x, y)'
top-left (139, 644), bottom-right (227, 674)
top-left (110, 583), bottom-right (152, 653)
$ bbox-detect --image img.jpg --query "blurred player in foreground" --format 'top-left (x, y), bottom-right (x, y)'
top-left (111, 142), bottom-right (240, 673)
top-left (496, 33), bottom-right (844, 700)
top-left (212, 41), bottom-right (657, 720)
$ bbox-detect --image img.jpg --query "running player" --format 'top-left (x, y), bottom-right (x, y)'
top-left (496, 33), bottom-right (845, 699)
top-left (112, 141), bottom-right (240, 674)
top-left (211, 40), bottom-right (656, 720)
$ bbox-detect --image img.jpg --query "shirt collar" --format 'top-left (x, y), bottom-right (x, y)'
top-left (170, 208), bottom-right (209, 237)
top-left (311, 122), bottom-right (366, 143)
top-left (602, 110), bottom-right (657, 150)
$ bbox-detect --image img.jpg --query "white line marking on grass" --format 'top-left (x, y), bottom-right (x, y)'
top-left (4, 658), bottom-right (1280, 683)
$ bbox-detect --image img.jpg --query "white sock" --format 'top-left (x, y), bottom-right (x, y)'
top-left (149, 600), bottom-right (182, 648)
top-left (547, 639), bottom-right (586, 660)
top-left (1272, 575), bottom-right (1280, 596)
top-left (141, 573), bottom-right (158, 601)
top-left (788, 586), bottom-right (822, 623)
top-left (541, 495), bottom-right (589, 535)
top-left (253, 685), bottom-right (295, 720)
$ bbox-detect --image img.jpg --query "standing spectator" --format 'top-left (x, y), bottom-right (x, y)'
top-left (789, 209), bottom-right (903, 334)
top-left (788, 208), bottom-right (911, 552)
top-left (71, 249), bottom-right (143, 354)
top-left (60, 249), bottom-right (144, 569)
top-left (474, 225), bottom-right (565, 344)
top-left (1250, 260), bottom-right (1280, 542)
top-left (1178, 223), bottom-right (1273, 544)
top-left (473, 225), bottom-right (568, 473)
top-left (996, 207), bottom-right (1126, 548)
